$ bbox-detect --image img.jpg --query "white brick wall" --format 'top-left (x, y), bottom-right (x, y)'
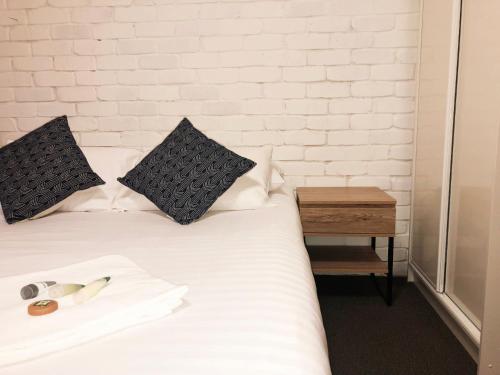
top-left (0, 0), bottom-right (419, 275)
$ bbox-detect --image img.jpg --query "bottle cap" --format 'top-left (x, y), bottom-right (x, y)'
top-left (28, 300), bottom-right (58, 316)
top-left (21, 284), bottom-right (39, 300)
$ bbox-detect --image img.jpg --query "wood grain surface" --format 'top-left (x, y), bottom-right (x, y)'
top-left (307, 246), bottom-right (387, 274)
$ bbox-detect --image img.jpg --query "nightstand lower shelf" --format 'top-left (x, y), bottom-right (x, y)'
top-left (307, 245), bottom-right (387, 274)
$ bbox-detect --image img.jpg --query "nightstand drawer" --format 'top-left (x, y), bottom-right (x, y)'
top-left (300, 206), bottom-right (395, 236)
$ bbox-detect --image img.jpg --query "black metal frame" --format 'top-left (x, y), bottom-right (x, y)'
top-left (370, 236), bottom-right (394, 306)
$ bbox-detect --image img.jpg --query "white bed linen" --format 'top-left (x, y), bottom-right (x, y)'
top-left (0, 189), bottom-right (331, 375)
top-left (1, 255), bottom-right (188, 367)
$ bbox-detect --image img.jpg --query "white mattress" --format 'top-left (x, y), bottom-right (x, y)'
top-left (0, 189), bottom-right (331, 375)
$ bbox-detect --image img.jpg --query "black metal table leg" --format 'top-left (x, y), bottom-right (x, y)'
top-left (386, 236), bottom-right (394, 306)
top-left (370, 237), bottom-right (376, 279)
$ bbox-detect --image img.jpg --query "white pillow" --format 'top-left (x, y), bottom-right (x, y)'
top-left (211, 146), bottom-right (273, 211)
top-left (270, 167), bottom-right (285, 191)
top-left (112, 179), bottom-right (156, 212)
top-left (58, 147), bottom-right (143, 212)
top-left (114, 146), bottom-right (273, 212)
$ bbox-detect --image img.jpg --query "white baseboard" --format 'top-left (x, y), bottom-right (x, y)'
top-left (410, 265), bottom-right (480, 363)
top-left (407, 265), bottom-right (415, 282)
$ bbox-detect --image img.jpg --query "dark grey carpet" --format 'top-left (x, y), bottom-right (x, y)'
top-left (315, 276), bottom-right (477, 375)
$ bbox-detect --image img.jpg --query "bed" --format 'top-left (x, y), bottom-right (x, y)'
top-left (0, 187), bottom-right (331, 375)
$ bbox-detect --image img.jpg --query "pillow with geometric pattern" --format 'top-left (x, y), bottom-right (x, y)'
top-left (117, 118), bottom-right (256, 225)
top-left (0, 116), bottom-right (105, 224)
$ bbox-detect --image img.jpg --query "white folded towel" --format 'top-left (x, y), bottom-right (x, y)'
top-left (0, 255), bottom-right (188, 368)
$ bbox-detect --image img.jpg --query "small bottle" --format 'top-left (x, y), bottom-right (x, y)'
top-left (48, 284), bottom-right (85, 298)
top-left (73, 277), bottom-right (111, 305)
top-left (21, 281), bottom-right (56, 300)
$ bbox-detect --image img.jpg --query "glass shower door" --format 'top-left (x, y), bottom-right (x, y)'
top-left (445, 0), bottom-right (500, 328)
top-left (410, 0), bottom-right (459, 289)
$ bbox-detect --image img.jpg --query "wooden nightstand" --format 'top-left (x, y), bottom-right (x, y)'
top-left (296, 187), bottom-right (397, 305)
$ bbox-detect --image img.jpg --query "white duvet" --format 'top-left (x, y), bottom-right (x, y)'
top-left (0, 189), bottom-right (331, 375)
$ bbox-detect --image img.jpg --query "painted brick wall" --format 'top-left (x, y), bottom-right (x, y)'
top-left (0, 0), bottom-right (420, 275)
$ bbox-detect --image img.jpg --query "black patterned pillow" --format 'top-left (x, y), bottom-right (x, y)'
top-left (118, 118), bottom-right (256, 225)
top-left (0, 116), bottom-right (104, 224)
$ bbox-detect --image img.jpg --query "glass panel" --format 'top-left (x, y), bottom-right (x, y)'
top-left (445, 0), bottom-right (500, 328)
top-left (411, 0), bottom-right (457, 286)
top-left (478, 131), bottom-right (500, 373)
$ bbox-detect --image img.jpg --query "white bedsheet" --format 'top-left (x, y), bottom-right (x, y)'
top-left (0, 189), bottom-right (331, 375)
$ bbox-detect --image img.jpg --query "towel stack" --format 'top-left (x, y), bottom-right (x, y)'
top-left (0, 255), bottom-right (188, 368)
